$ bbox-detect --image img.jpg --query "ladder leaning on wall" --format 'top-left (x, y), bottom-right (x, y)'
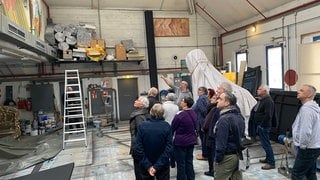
top-left (63, 69), bottom-right (87, 149)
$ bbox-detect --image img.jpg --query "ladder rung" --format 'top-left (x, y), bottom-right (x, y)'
top-left (65, 70), bottom-right (79, 72)
top-left (66, 84), bottom-right (80, 87)
top-left (64, 138), bottom-right (86, 143)
top-left (65, 114), bottom-right (84, 118)
top-left (64, 129), bottom-right (85, 134)
top-left (66, 91), bottom-right (80, 94)
top-left (67, 110), bottom-right (83, 114)
top-left (65, 104), bottom-right (82, 109)
top-left (65, 122), bottom-right (85, 126)
top-left (66, 77), bottom-right (78, 79)
top-left (66, 106), bottom-right (82, 109)
top-left (66, 98), bottom-right (81, 101)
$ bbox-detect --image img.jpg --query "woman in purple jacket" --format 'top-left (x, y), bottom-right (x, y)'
top-left (171, 97), bottom-right (197, 180)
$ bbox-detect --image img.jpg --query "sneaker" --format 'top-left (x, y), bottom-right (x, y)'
top-left (204, 171), bottom-right (214, 177)
top-left (261, 164), bottom-right (275, 170)
top-left (196, 154), bottom-right (208, 160)
top-left (259, 159), bottom-right (267, 163)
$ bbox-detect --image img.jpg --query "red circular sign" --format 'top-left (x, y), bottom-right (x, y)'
top-left (284, 69), bottom-right (298, 86)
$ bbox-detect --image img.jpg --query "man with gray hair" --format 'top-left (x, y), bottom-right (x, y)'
top-left (160, 75), bottom-right (193, 109)
top-left (214, 91), bottom-right (245, 179)
top-left (292, 84), bottom-right (320, 179)
top-left (249, 84), bottom-right (276, 170)
top-left (163, 93), bottom-right (179, 125)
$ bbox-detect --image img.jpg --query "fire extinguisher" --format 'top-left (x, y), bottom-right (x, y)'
top-left (26, 98), bottom-right (32, 111)
top-left (17, 98), bottom-right (26, 109)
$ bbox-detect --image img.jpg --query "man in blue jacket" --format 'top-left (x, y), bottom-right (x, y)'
top-left (214, 91), bottom-right (245, 180)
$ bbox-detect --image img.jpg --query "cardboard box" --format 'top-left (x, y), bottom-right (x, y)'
top-left (63, 50), bottom-right (73, 60)
top-left (90, 39), bottom-right (105, 49)
top-left (90, 39), bottom-right (97, 48)
top-left (98, 39), bottom-right (105, 49)
top-left (115, 44), bottom-right (126, 60)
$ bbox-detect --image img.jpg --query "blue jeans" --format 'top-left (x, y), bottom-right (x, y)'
top-left (258, 126), bottom-right (275, 165)
top-left (174, 145), bottom-right (195, 180)
top-left (292, 148), bottom-right (320, 180)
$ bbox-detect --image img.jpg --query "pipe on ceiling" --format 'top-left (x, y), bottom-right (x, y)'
top-left (195, 3), bottom-right (228, 32)
top-left (245, 0), bottom-right (266, 19)
top-left (187, 0), bottom-right (195, 14)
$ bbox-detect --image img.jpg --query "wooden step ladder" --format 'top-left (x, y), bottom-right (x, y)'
top-left (63, 69), bottom-right (87, 149)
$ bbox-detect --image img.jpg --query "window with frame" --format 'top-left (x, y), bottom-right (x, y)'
top-left (236, 51), bottom-right (247, 72)
top-left (266, 45), bottom-right (284, 90)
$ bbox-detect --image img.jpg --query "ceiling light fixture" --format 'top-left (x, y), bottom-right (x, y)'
top-left (251, 25), bottom-right (256, 32)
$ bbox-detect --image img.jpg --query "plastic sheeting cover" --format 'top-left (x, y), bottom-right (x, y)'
top-left (0, 129), bottom-right (63, 176)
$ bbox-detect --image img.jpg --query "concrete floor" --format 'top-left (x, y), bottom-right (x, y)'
top-left (2, 121), bottom-right (320, 180)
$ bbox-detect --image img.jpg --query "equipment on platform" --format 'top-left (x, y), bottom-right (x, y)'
top-left (278, 132), bottom-right (295, 178)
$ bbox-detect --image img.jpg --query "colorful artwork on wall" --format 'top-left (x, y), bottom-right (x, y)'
top-left (153, 18), bottom-right (189, 37)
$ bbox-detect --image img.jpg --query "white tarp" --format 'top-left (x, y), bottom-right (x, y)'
top-left (185, 49), bottom-right (257, 134)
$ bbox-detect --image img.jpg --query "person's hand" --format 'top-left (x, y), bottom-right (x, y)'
top-left (148, 166), bottom-right (156, 176)
top-left (160, 74), bottom-right (165, 79)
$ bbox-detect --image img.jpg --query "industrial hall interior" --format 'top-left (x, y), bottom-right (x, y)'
top-left (1, 0), bottom-right (320, 179)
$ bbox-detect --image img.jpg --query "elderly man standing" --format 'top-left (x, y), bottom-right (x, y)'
top-left (162, 93), bottom-right (179, 125)
top-left (160, 75), bottom-right (193, 109)
top-left (291, 84), bottom-right (320, 180)
top-left (214, 91), bottom-right (245, 180)
top-left (251, 85), bottom-right (276, 170)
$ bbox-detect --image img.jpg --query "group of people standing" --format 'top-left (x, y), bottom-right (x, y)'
top-left (128, 75), bottom-right (320, 180)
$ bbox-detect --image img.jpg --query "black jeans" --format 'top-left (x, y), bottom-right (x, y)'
top-left (292, 148), bottom-right (320, 180)
top-left (134, 158), bottom-right (142, 180)
top-left (174, 145), bottom-right (195, 180)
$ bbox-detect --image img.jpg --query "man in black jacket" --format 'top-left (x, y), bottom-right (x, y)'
top-left (252, 85), bottom-right (276, 170)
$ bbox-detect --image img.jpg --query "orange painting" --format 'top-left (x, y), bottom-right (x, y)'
top-left (154, 18), bottom-right (189, 37)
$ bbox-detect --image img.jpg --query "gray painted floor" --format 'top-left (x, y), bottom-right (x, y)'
top-left (2, 121), bottom-right (320, 180)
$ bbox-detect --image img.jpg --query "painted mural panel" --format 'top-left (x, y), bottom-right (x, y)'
top-left (154, 18), bottom-right (189, 37)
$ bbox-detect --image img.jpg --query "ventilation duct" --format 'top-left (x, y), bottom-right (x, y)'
top-left (0, 14), bottom-right (57, 63)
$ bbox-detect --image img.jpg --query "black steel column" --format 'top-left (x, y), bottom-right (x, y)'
top-left (144, 10), bottom-right (158, 88)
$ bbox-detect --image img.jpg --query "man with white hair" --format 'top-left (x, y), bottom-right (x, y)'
top-left (251, 85), bottom-right (275, 170)
top-left (162, 93), bottom-right (179, 125)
